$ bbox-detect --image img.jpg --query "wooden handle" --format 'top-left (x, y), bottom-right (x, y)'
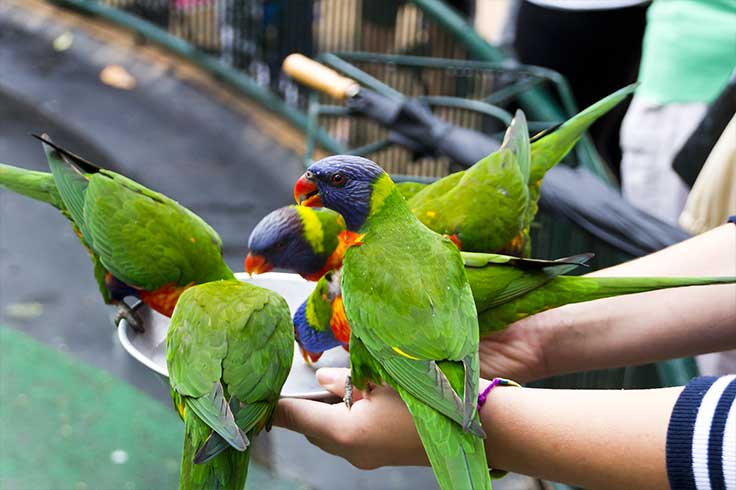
top-left (283, 54), bottom-right (359, 100)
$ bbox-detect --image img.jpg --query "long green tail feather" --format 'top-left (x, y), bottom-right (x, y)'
top-left (479, 275), bottom-right (736, 335)
top-left (0, 163), bottom-right (64, 209)
top-left (529, 83), bottom-right (638, 182)
top-left (180, 413), bottom-right (251, 490)
top-left (396, 383), bottom-right (491, 490)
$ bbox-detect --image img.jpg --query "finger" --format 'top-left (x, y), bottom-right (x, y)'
top-left (273, 397), bottom-right (346, 440)
top-left (316, 367), bottom-right (365, 402)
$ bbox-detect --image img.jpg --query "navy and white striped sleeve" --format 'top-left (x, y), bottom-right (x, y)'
top-left (667, 375), bottom-right (736, 490)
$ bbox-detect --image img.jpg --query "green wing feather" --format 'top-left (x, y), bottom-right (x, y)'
top-left (529, 83), bottom-right (638, 182)
top-left (502, 110), bottom-right (531, 184)
top-left (185, 381), bottom-right (248, 452)
top-left (195, 401), bottom-right (272, 464)
top-left (407, 113), bottom-right (530, 253)
top-left (464, 252), bottom-right (592, 311)
top-left (38, 136), bottom-right (233, 292)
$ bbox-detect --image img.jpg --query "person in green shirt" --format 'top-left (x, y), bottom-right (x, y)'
top-left (620, 0), bottom-right (735, 225)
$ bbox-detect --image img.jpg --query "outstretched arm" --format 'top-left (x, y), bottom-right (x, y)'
top-left (479, 223), bottom-right (736, 382)
top-left (274, 368), bottom-right (680, 490)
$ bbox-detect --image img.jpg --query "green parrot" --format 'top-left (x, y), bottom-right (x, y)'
top-left (167, 279), bottom-right (293, 490)
top-left (407, 84), bottom-right (637, 254)
top-left (292, 250), bottom-right (736, 357)
top-left (0, 135), bottom-right (234, 329)
top-left (295, 156), bottom-right (491, 490)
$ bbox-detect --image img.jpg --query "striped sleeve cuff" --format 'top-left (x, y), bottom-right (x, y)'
top-left (667, 375), bottom-right (736, 490)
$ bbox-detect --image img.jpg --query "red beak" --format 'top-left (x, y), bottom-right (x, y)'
top-left (244, 253), bottom-right (273, 275)
top-left (294, 173), bottom-right (322, 207)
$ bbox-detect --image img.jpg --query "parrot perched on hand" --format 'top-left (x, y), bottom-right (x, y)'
top-left (167, 279), bottom-right (293, 490)
top-left (0, 135), bottom-right (234, 330)
top-left (245, 205), bottom-right (361, 280)
top-left (408, 84), bottom-right (637, 254)
top-left (294, 155), bottom-right (491, 490)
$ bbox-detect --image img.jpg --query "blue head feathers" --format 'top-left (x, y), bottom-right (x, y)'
top-left (247, 206), bottom-right (326, 276)
top-left (293, 300), bottom-right (342, 357)
top-left (305, 155), bottom-right (386, 231)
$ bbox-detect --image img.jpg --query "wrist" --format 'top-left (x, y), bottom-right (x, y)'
top-left (514, 305), bottom-right (577, 381)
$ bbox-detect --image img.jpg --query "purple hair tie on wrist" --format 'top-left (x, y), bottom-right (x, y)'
top-left (477, 377), bottom-right (521, 411)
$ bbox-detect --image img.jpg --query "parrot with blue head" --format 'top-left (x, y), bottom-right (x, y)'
top-left (294, 154), bottom-right (491, 490)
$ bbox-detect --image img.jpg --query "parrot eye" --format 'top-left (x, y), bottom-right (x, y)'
top-left (330, 173), bottom-right (346, 186)
top-left (305, 170), bottom-right (315, 181)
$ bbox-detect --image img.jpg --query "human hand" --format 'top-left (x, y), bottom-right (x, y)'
top-left (273, 367), bottom-right (428, 469)
top-left (478, 310), bottom-right (562, 383)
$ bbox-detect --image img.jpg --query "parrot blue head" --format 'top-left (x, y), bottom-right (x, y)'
top-left (294, 155), bottom-right (387, 231)
top-left (246, 206), bottom-right (328, 277)
top-left (293, 299), bottom-right (343, 363)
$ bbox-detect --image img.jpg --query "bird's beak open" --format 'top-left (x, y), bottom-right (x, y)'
top-left (294, 173), bottom-right (322, 207)
top-left (244, 253), bottom-right (273, 276)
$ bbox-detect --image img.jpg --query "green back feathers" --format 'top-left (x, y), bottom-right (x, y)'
top-left (407, 112), bottom-right (531, 253)
top-left (167, 280), bottom-right (293, 490)
top-left (38, 136), bottom-right (233, 291)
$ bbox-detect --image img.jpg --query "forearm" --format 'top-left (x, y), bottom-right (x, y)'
top-left (480, 382), bottom-right (682, 490)
top-left (535, 282), bottom-right (736, 378)
top-left (519, 223), bottom-right (736, 378)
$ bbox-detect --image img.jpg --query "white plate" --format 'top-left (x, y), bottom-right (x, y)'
top-left (117, 272), bottom-right (349, 399)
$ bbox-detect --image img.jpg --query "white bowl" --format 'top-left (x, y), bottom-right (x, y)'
top-left (117, 272), bottom-right (349, 399)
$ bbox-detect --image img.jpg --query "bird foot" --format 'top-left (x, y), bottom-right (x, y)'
top-left (343, 374), bottom-right (353, 409)
top-left (113, 300), bottom-right (145, 333)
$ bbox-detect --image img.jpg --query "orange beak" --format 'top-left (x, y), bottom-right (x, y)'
top-left (244, 253), bottom-right (273, 276)
top-left (294, 173), bottom-right (322, 207)
top-left (298, 343), bottom-right (324, 364)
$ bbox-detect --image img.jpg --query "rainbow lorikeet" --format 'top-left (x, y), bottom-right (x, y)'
top-left (0, 136), bottom-right (234, 330)
top-left (294, 155), bottom-right (491, 490)
top-left (293, 250), bottom-right (736, 358)
top-left (292, 269), bottom-right (348, 362)
top-left (245, 205), bottom-right (360, 280)
top-left (408, 84), bottom-right (637, 254)
top-left (167, 279), bottom-right (293, 490)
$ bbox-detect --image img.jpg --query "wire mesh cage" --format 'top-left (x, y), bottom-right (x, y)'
top-left (301, 52), bottom-right (582, 179)
top-left (97, 0), bottom-right (473, 96)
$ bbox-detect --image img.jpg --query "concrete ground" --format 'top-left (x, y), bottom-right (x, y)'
top-left (0, 2), bottom-right (538, 489)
